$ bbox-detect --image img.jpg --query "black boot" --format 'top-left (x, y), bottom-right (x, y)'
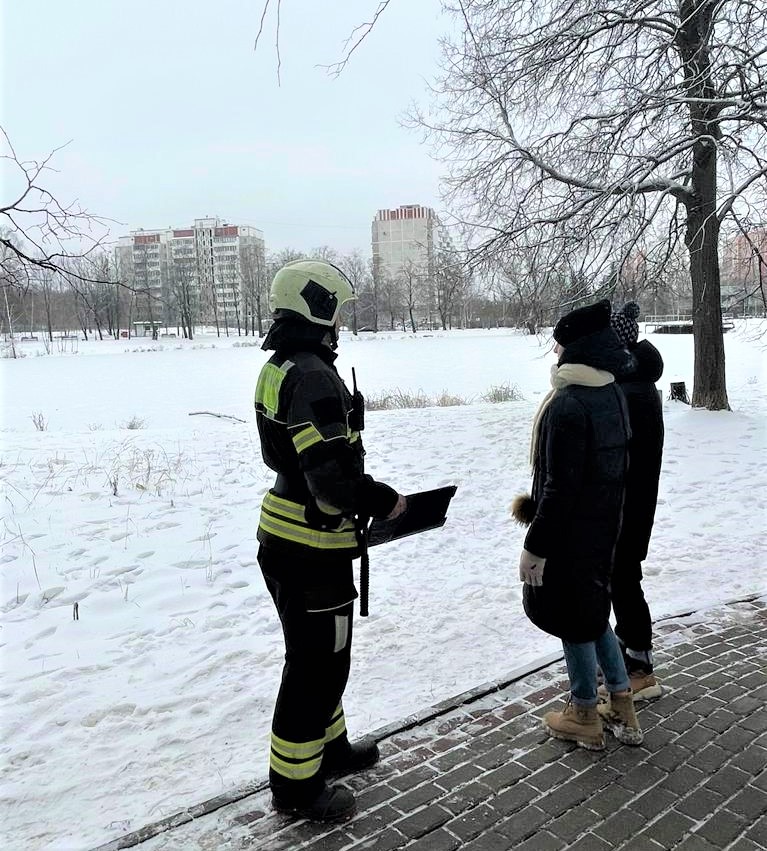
top-left (272, 783), bottom-right (356, 822)
top-left (322, 736), bottom-right (380, 778)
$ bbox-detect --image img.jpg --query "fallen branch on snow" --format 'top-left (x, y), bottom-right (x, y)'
top-left (188, 411), bottom-right (247, 423)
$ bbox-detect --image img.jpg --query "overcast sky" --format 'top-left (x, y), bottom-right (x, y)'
top-left (2, 1), bottom-right (450, 257)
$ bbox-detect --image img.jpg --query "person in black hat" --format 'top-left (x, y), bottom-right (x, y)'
top-left (607, 302), bottom-right (665, 701)
top-left (512, 299), bottom-right (643, 749)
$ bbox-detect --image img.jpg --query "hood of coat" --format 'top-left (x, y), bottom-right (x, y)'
top-left (557, 325), bottom-right (633, 377)
top-left (625, 339), bottom-right (664, 383)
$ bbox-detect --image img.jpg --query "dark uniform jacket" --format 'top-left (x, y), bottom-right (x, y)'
top-left (614, 340), bottom-right (664, 563)
top-left (523, 328), bottom-right (632, 642)
top-left (255, 319), bottom-right (397, 569)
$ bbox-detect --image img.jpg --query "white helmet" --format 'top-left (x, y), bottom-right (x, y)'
top-left (269, 260), bottom-right (356, 327)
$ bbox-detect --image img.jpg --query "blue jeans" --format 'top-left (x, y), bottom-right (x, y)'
top-left (562, 625), bottom-right (630, 707)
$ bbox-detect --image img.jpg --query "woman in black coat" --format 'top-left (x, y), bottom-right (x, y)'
top-left (610, 302), bottom-right (665, 700)
top-left (513, 299), bottom-right (642, 750)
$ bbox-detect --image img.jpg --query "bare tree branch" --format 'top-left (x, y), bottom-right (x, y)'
top-left (322, 1), bottom-right (393, 77)
top-left (189, 411), bottom-right (247, 423)
top-left (254, 0), bottom-right (282, 84)
top-left (1, 127), bottom-right (116, 292)
top-left (253, 1), bottom-right (394, 78)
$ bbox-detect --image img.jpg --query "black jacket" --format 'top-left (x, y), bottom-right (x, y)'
top-left (614, 340), bottom-right (664, 563)
top-left (255, 319), bottom-right (397, 562)
top-left (523, 328), bottom-right (631, 642)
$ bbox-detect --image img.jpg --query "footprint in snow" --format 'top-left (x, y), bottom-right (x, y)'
top-left (108, 531), bottom-right (130, 542)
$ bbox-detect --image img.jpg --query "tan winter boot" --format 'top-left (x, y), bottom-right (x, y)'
top-left (629, 670), bottom-right (663, 701)
top-left (598, 691), bottom-right (644, 745)
top-left (543, 698), bottom-right (605, 751)
top-left (598, 670), bottom-right (663, 703)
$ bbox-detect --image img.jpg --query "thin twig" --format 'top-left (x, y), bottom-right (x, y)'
top-left (322, 1), bottom-right (393, 77)
top-left (188, 411), bottom-right (247, 423)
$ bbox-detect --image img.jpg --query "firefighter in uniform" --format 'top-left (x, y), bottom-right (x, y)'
top-left (254, 259), bottom-right (406, 821)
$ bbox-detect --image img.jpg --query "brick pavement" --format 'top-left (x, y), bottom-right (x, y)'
top-left (100, 596), bottom-right (767, 851)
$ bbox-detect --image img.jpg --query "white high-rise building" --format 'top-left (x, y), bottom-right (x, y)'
top-left (371, 205), bottom-right (454, 328)
top-left (371, 204), bottom-right (447, 284)
top-left (116, 217), bottom-right (265, 332)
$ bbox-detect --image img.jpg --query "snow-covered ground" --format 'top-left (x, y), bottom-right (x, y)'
top-left (1, 324), bottom-right (765, 850)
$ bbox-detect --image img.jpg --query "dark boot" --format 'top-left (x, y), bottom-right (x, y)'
top-left (322, 736), bottom-right (380, 778)
top-left (272, 783), bottom-right (356, 822)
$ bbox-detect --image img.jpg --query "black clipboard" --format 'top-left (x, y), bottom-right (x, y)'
top-left (367, 485), bottom-right (458, 547)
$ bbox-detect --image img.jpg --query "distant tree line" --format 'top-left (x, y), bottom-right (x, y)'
top-left (3, 123), bottom-right (763, 386)
top-left (7, 231), bottom-right (762, 356)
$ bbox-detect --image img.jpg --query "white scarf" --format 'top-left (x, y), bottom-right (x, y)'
top-left (529, 363), bottom-right (615, 466)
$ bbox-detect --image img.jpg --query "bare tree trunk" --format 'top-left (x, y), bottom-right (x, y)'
top-left (145, 286), bottom-right (157, 340)
top-left (687, 187), bottom-right (728, 409)
top-left (41, 278), bottom-right (54, 342)
top-left (127, 292), bottom-right (134, 339)
top-left (3, 288), bottom-right (17, 358)
top-left (679, 0), bottom-right (729, 410)
top-left (211, 286), bottom-right (220, 337)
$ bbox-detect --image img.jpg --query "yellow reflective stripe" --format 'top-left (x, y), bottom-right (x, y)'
top-left (263, 492), bottom-right (307, 522)
top-left (271, 732), bottom-right (325, 761)
top-left (260, 493), bottom-right (356, 549)
top-left (263, 493), bottom-right (354, 531)
top-left (292, 424), bottom-right (324, 454)
top-left (349, 431), bottom-right (360, 444)
top-left (325, 714), bottom-right (346, 743)
top-left (255, 360), bottom-right (294, 418)
top-left (259, 511), bottom-right (358, 549)
top-left (325, 703), bottom-right (344, 741)
top-left (270, 753), bottom-right (322, 781)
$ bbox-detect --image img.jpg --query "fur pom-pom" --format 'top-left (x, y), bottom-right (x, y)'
top-left (622, 301), bottom-right (641, 320)
top-left (510, 494), bottom-right (536, 526)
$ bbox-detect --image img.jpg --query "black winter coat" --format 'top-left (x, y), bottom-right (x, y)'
top-left (523, 328), bottom-right (631, 642)
top-left (614, 340), bottom-right (664, 563)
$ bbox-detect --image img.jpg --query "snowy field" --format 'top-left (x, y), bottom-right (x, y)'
top-left (1, 323), bottom-right (766, 850)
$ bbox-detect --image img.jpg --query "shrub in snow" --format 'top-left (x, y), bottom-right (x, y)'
top-left (366, 390), bottom-right (432, 410)
top-left (436, 392), bottom-right (467, 407)
top-left (1, 343), bottom-right (25, 359)
top-left (30, 412), bottom-right (48, 431)
top-left (481, 383), bottom-right (523, 403)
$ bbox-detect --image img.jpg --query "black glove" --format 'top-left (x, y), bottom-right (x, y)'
top-left (360, 476), bottom-right (399, 519)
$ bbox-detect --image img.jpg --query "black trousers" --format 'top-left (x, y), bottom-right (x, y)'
top-left (259, 544), bottom-right (354, 802)
top-left (611, 558), bottom-right (653, 658)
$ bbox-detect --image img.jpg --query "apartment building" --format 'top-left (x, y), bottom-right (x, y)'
top-left (116, 217), bottom-right (266, 331)
top-left (371, 204), bottom-right (448, 283)
top-left (370, 205), bottom-right (455, 327)
top-left (721, 228), bottom-right (766, 314)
